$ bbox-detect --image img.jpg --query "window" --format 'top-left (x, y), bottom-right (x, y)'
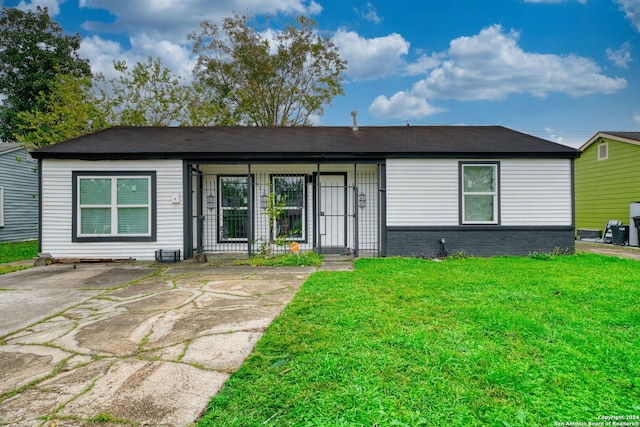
top-left (461, 163), bottom-right (499, 224)
top-left (73, 172), bottom-right (156, 242)
top-left (273, 175), bottom-right (306, 241)
top-left (598, 142), bottom-right (608, 160)
top-left (219, 176), bottom-right (249, 242)
top-left (0, 187), bottom-right (4, 227)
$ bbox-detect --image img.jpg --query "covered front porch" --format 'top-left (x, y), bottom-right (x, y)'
top-left (184, 163), bottom-right (384, 259)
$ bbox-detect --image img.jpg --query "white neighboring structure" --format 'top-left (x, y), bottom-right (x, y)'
top-left (0, 143), bottom-right (38, 242)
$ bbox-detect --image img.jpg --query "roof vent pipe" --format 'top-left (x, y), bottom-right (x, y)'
top-left (351, 111), bottom-right (358, 131)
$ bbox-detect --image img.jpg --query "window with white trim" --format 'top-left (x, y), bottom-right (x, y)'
top-left (597, 142), bottom-right (608, 160)
top-left (461, 163), bottom-right (499, 224)
top-left (73, 172), bottom-right (155, 241)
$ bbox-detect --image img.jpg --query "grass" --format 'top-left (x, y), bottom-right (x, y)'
top-left (0, 240), bottom-right (37, 275)
top-left (198, 254), bottom-right (640, 426)
top-left (0, 265), bottom-right (31, 275)
top-left (0, 240), bottom-right (37, 264)
top-left (236, 250), bottom-right (324, 267)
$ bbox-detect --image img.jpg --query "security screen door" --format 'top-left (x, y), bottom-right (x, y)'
top-left (317, 174), bottom-right (347, 252)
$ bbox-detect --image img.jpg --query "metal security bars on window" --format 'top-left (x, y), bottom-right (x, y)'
top-left (195, 167), bottom-right (380, 257)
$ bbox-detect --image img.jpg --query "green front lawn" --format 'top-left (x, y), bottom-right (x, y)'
top-left (0, 240), bottom-right (37, 275)
top-left (199, 254), bottom-right (640, 426)
top-left (0, 240), bottom-right (38, 264)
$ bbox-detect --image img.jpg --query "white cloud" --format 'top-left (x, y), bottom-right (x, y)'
top-left (606, 42), bottom-right (633, 68)
top-left (368, 91), bottom-right (445, 120)
top-left (417, 25), bottom-right (627, 101)
top-left (77, 0), bottom-right (322, 83)
top-left (539, 127), bottom-right (590, 148)
top-left (368, 24), bottom-right (628, 121)
top-left (354, 2), bottom-right (381, 24)
top-left (404, 53), bottom-right (441, 76)
top-left (544, 127), bottom-right (565, 145)
top-left (332, 29), bottom-right (409, 80)
top-left (79, 0), bottom-right (322, 40)
top-left (634, 112), bottom-right (640, 123)
top-left (79, 35), bottom-right (125, 78)
top-left (15, 0), bottom-right (64, 15)
top-left (80, 34), bottom-right (194, 80)
top-left (129, 35), bottom-right (196, 79)
top-left (616, 0), bottom-right (640, 32)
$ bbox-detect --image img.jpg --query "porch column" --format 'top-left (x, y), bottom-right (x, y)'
top-left (353, 163), bottom-right (359, 257)
top-left (247, 164), bottom-right (253, 257)
top-left (379, 162), bottom-right (387, 257)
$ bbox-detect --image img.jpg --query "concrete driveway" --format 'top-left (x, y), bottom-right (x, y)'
top-left (575, 241), bottom-right (640, 260)
top-left (0, 262), bottom-right (319, 426)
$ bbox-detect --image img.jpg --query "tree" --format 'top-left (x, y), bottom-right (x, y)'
top-left (97, 56), bottom-right (233, 127)
top-left (99, 57), bottom-right (191, 126)
top-left (183, 80), bottom-right (238, 126)
top-left (189, 14), bottom-right (346, 126)
top-left (17, 57), bottom-right (235, 146)
top-left (263, 185), bottom-right (287, 255)
top-left (0, 6), bottom-right (91, 142)
top-left (17, 73), bottom-right (108, 148)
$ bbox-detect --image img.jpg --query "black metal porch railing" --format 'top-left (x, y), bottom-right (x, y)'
top-left (191, 167), bottom-right (380, 257)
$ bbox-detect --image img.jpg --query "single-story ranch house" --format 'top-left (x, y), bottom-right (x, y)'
top-left (30, 126), bottom-right (579, 260)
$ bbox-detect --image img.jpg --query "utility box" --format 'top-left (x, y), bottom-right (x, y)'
top-left (633, 216), bottom-right (640, 248)
top-left (630, 202), bottom-right (640, 246)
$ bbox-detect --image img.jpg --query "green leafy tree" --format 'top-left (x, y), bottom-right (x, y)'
top-left (17, 56), bottom-right (235, 146)
top-left (189, 14), bottom-right (346, 126)
top-left (17, 73), bottom-right (108, 148)
top-left (99, 57), bottom-right (195, 126)
top-left (97, 56), bottom-right (232, 127)
top-left (184, 80), bottom-right (238, 126)
top-left (265, 186), bottom-right (287, 255)
top-left (0, 6), bottom-right (90, 142)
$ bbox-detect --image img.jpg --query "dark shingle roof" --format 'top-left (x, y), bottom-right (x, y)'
top-left (31, 126), bottom-right (579, 161)
top-left (580, 131), bottom-right (640, 151)
top-left (600, 132), bottom-right (640, 142)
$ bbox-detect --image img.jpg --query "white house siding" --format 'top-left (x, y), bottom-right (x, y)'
top-left (41, 159), bottom-right (183, 260)
top-left (386, 159), bottom-right (459, 226)
top-left (386, 158), bottom-right (572, 227)
top-left (0, 145), bottom-right (39, 242)
top-left (501, 159), bottom-right (572, 226)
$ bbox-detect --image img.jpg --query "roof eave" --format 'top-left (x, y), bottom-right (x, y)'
top-left (580, 132), bottom-right (640, 151)
top-left (0, 146), bottom-right (24, 156)
top-left (31, 150), bottom-right (580, 161)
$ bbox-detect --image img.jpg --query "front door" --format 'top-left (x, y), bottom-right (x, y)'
top-left (317, 174), bottom-right (347, 253)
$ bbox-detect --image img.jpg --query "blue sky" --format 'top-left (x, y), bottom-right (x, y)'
top-left (2, 0), bottom-right (639, 147)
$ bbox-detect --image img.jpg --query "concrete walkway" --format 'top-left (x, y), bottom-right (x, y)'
top-left (0, 261), bottom-right (337, 426)
top-left (4, 243), bottom-right (634, 426)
